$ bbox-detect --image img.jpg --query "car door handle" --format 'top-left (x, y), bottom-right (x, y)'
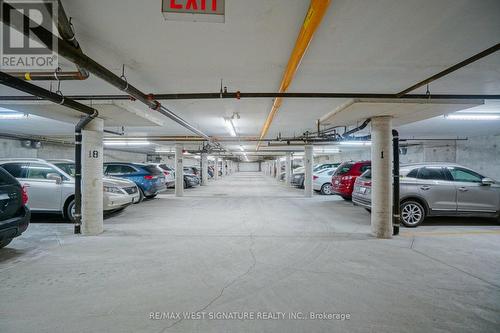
top-left (458, 187), bottom-right (468, 192)
top-left (420, 185), bottom-right (431, 191)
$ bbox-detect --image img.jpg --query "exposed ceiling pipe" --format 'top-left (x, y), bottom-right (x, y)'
top-left (0, 1), bottom-right (211, 142)
top-left (0, 71), bottom-right (98, 234)
top-left (256, 0), bottom-right (332, 150)
top-left (397, 43), bottom-right (500, 97)
top-left (0, 92), bottom-right (498, 101)
top-left (8, 0), bottom-right (89, 81)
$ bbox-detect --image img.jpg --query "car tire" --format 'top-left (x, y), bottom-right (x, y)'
top-left (135, 188), bottom-right (145, 204)
top-left (320, 183), bottom-right (333, 195)
top-left (66, 199), bottom-right (76, 223)
top-left (401, 200), bottom-right (426, 227)
top-left (341, 196), bottom-right (351, 201)
top-left (184, 180), bottom-right (188, 189)
top-left (145, 194), bottom-right (157, 199)
top-left (0, 238), bottom-right (13, 249)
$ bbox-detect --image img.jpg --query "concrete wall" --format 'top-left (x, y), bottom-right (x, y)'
top-left (0, 138), bottom-right (148, 163)
top-left (314, 134), bottom-right (500, 180)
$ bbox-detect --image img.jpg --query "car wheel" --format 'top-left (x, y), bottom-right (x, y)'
top-left (184, 180), bottom-right (188, 189)
top-left (135, 188), bottom-right (145, 204)
top-left (0, 238), bottom-right (13, 249)
top-left (341, 196), bottom-right (352, 201)
top-left (401, 200), bottom-right (426, 227)
top-left (145, 194), bottom-right (157, 199)
top-left (66, 199), bottom-right (76, 222)
top-left (320, 183), bottom-right (332, 195)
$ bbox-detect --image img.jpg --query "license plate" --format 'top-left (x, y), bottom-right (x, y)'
top-left (359, 187), bottom-right (367, 194)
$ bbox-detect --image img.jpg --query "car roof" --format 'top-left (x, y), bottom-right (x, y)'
top-left (401, 162), bottom-right (462, 168)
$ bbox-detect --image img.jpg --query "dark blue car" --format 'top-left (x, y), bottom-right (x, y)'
top-left (104, 163), bottom-right (166, 202)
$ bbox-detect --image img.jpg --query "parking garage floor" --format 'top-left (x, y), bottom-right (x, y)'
top-left (1, 172), bottom-right (500, 333)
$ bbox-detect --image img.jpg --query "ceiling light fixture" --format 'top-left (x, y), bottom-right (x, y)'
top-left (445, 114), bottom-right (500, 121)
top-left (339, 141), bottom-right (371, 146)
top-left (0, 113), bottom-right (27, 119)
top-left (224, 117), bottom-right (237, 137)
top-left (104, 141), bottom-right (151, 146)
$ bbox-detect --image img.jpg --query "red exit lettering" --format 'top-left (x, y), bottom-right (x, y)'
top-left (170, 0), bottom-right (218, 12)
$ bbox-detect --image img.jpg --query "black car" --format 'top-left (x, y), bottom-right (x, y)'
top-left (0, 166), bottom-right (30, 249)
top-left (291, 173), bottom-right (305, 188)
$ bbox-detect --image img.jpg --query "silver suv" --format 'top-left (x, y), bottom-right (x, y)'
top-left (352, 163), bottom-right (500, 227)
top-left (0, 159), bottom-right (140, 221)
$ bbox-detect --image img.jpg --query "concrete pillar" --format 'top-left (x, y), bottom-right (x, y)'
top-left (371, 116), bottom-right (393, 239)
top-left (81, 118), bottom-right (104, 236)
top-left (222, 159), bottom-right (226, 176)
top-left (304, 145), bottom-right (313, 198)
top-left (214, 157), bottom-right (219, 180)
top-left (201, 153), bottom-right (208, 186)
top-left (275, 160), bottom-right (279, 179)
top-left (175, 144), bottom-right (184, 197)
top-left (285, 153), bottom-right (292, 186)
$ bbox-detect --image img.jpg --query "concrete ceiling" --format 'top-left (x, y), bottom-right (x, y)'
top-left (0, 0), bottom-right (499, 153)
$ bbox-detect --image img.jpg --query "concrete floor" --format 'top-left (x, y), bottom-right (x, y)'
top-left (1, 172), bottom-right (499, 333)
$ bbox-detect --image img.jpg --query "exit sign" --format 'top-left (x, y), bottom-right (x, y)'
top-left (162, 0), bottom-right (225, 23)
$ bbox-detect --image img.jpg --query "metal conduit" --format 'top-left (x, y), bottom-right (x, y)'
top-left (0, 71), bottom-right (98, 234)
top-left (0, 2), bottom-right (210, 141)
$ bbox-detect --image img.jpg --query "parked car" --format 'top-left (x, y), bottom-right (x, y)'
top-left (313, 168), bottom-right (337, 195)
top-left (184, 166), bottom-right (200, 177)
top-left (352, 163), bottom-right (500, 227)
top-left (155, 164), bottom-right (175, 188)
top-left (184, 173), bottom-right (200, 188)
top-left (314, 163), bottom-right (340, 173)
top-left (207, 166), bottom-right (214, 179)
top-left (0, 159), bottom-right (139, 222)
top-left (331, 161), bottom-right (371, 200)
top-left (104, 162), bottom-right (167, 201)
top-left (50, 160), bottom-right (140, 212)
top-left (291, 172), bottom-right (305, 188)
top-left (0, 166), bottom-right (30, 249)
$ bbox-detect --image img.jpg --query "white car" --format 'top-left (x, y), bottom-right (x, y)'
top-left (155, 164), bottom-right (176, 188)
top-left (0, 159), bottom-right (140, 221)
top-left (313, 168), bottom-right (337, 195)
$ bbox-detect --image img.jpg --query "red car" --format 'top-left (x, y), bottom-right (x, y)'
top-left (331, 161), bottom-right (371, 200)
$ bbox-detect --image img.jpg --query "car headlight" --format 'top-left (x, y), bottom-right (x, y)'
top-left (103, 186), bottom-right (123, 194)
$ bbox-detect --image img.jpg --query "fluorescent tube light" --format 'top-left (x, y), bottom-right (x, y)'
top-left (104, 141), bottom-right (151, 146)
top-left (446, 114), bottom-right (500, 121)
top-left (0, 113), bottom-right (27, 119)
top-left (339, 141), bottom-right (371, 146)
top-left (224, 118), bottom-right (237, 137)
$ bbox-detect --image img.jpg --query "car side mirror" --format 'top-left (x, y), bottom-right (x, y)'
top-left (47, 173), bottom-right (63, 184)
top-left (481, 178), bottom-right (495, 186)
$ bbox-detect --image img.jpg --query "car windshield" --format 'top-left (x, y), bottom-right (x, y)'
top-left (334, 163), bottom-right (354, 176)
top-left (54, 163), bottom-right (75, 177)
top-left (360, 170), bottom-right (372, 179)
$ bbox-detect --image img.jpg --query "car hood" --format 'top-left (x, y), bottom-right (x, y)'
top-left (103, 177), bottom-right (136, 187)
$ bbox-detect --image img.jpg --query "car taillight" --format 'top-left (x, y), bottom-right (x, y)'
top-left (21, 185), bottom-right (29, 205)
top-left (163, 171), bottom-right (170, 176)
top-left (144, 175), bottom-right (154, 180)
top-left (341, 175), bottom-right (354, 181)
top-left (363, 181), bottom-right (372, 187)
top-left (313, 175), bottom-right (318, 180)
